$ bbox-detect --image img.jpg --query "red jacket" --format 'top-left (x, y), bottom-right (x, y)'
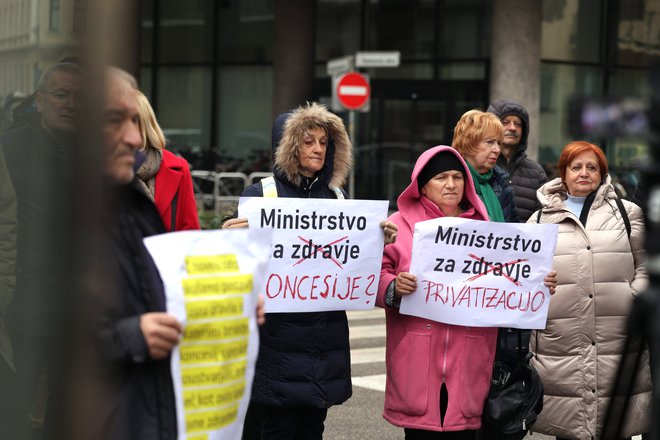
top-left (154, 149), bottom-right (200, 231)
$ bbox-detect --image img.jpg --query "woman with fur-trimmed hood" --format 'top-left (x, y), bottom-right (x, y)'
top-left (241, 101), bottom-right (353, 200)
top-left (225, 102), bottom-right (395, 439)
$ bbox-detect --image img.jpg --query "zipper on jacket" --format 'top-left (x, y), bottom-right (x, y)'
top-left (442, 326), bottom-right (449, 383)
top-left (439, 326), bottom-right (450, 427)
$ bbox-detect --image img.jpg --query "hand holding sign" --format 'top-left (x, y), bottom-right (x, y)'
top-left (140, 312), bottom-right (183, 360)
top-left (381, 220), bottom-right (398, 244)
top-left (223, 217), bottom-right (249, 229)
top-left (395, 272), bottom-right (417, 296)
top-left (545, 271), bottom-right (558, 294)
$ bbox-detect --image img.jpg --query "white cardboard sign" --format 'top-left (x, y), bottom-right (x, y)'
top-left (144, 228), bottom-right (272, 440)
top-left (400, 217), bottom-right (558, 329)
top-left (239, 197), bottom-right (389, 313)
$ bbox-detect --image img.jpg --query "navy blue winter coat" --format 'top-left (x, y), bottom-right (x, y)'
top-left (490, 166), bottom-right (520, 223)
top-left (242, 103), bottom-right (353, 409)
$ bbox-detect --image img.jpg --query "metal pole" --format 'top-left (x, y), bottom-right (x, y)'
top-left (348, 110), bottom-right (356, 199)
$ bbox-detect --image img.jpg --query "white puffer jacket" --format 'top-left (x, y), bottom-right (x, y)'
top-left (527, 176), bottom-right (651, 440)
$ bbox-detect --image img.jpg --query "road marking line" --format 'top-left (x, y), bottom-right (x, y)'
top-left (347, 309), bottom-right (384, 321)
top-left (349, 324), bottom-right (385, 340)
top-left (352, 374), bottom-right (386, 392)
top-left (351, 346), bottom-right (385, 365)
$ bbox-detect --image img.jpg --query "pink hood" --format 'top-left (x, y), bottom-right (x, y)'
top-left (396, 146), bottom-right (489, 228)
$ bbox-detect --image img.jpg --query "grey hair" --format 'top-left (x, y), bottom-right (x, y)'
top-left (105, 66), bottom-right (138, 90)
top-left (36, 62), bottom-right (84, 91)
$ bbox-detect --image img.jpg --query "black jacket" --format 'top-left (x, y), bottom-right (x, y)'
top-left (490, 166), bottom-right (521, 224)
top-left (488, 99), bottom-right (548, 222)
top-left (96, 179), bottom-right (176, 440)
top-left (243, 103), bottom-right (353, 409)
top-left (0, 121), bottom-right (74, 336)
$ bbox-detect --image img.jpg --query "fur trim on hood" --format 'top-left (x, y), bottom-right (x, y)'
top-left (272, 102), bottom-right (353, 189)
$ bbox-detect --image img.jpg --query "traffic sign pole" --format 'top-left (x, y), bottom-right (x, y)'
top-left (328, 52), bottom-right (400, 199)
top-left (348, 110), bottom-right (355, 199)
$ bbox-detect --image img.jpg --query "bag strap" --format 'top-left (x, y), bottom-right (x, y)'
top-left (614, 197), bottom-right (631, 239)
top-left (170, 190), bottom-right (178, 232)
top-left (496, 328), bottom-right (525, 362)
top-left (578, 190), bottom-right (598, 228)
top-left (261, 175), bottom-right (345, 200)
top-left (330, 185), bottom-right (345, 199)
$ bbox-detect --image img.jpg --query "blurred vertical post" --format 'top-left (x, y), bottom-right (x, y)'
top-left (61, 1), bottom-right (141, 439)
top-left (273, 0), bottom-right (316, 117)
top-left (601, 61), bottom-right (660, 440)
top-left (644, 59), bottom-right (660, 440)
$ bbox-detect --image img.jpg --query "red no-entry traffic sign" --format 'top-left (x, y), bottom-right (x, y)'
top-left (336, 72), bottom-right (370, 110)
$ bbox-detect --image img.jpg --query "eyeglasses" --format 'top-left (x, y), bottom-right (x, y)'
top-left (43, 90), bottom-right (84, 103)
top-left (568, 163), bottom-right (599, 174)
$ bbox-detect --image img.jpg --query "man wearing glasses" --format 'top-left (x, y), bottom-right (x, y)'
top-left (34, 63), bottom-right (83, 137)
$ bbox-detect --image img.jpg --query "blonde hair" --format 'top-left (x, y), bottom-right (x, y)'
top-left (135, 91), bottom-right (166, 151)
top-left (452, 109), bottom-right (503, 157)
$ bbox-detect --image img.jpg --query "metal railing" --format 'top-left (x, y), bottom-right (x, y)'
top-left (192, 170), bottom-right (273, 215)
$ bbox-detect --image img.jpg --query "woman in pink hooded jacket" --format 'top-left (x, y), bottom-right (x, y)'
top-left (377, 146), bottom-right (494, 439)
top-left (377, 146), bottom-right (556, 439)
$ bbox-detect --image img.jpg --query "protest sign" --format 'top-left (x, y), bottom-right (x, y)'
top-left (239, 197), bottom-right (389, 313)
top-left (144, 228), bottom-right (272, 440)
top-left (400, 217), bottom-right (558, 329)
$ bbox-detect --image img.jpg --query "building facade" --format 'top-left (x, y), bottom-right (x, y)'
top-left (0, 0), bottom-right (657, 205)
top-left (138, 0), bottom-right (658, 205)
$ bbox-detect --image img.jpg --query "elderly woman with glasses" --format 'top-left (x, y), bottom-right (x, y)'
top-left (528, 141), bottom-right (651, 440)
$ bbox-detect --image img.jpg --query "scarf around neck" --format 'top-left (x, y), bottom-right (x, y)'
top-left (467, 162), bottom-right (505, 222)
top-left (136, 148), bottom-right (163, 201)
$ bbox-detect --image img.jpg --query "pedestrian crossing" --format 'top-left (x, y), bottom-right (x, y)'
top-left (347, 308), bottom-right (387, 392)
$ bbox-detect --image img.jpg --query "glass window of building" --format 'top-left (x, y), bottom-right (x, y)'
top-left (217, 66), bottom-right (273, 173)
top-left (50, 0), bottom-right (61, 31)
top-left (539, 63), bottom-right (603, 177)
top-left (542, 0), bottom-right (602, 62)
top-left (615, 0), bottom-right (660, 66)
top-left (139, 67), bottom-right (153, 100)
top-left (217, 0), bottom-right (274, 62)
top-left (366, 0), bottom-right (435, 60)
top-left (437, 61), bottom-right (486, 80)
top-left (438, 0), bottom-right (491, 59)
top-left (158, 0), bottom-right (215, 63)
top-left (606, 68), bottom-right (650, 195)
top-left (141, 0), bottom-right (154, 63)
top-left (316, 0), bottom-right (361, 61)
top-left (156, 67), bottom-right (212, 164)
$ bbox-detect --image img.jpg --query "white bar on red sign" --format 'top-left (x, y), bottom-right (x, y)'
top-left (338, 85), bottom-right (368, 96)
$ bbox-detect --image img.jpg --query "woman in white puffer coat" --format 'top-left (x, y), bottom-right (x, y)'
top-left (527, 141), bottom-right (651, 440)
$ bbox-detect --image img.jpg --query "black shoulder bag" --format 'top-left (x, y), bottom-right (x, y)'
top-left (481, 330), bottom-right (544, 440)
